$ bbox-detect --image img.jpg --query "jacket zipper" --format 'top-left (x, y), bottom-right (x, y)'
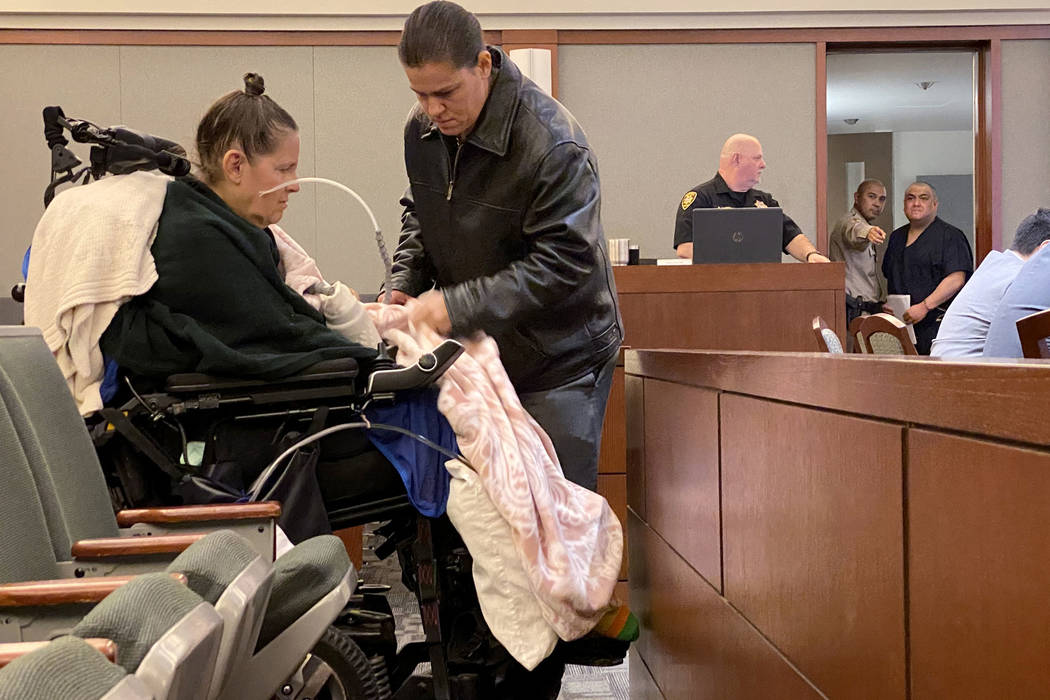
top-left (447, 140), bottom-right (464, 201)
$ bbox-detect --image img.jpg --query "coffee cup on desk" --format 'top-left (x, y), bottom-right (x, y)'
top-left (609, 238), bottom-right (629, 265)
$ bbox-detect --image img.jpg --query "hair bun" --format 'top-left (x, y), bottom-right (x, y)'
top-left (243, 72), bottom-right (266, 97)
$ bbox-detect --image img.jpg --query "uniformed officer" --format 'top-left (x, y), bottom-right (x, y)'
top-left (673, 133), bottom-right (829, 263)
top-left (829, 178), bottom-right (888, 327)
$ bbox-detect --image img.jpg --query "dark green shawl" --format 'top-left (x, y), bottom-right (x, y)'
top-left (101, 177), bottom-right (376, 379)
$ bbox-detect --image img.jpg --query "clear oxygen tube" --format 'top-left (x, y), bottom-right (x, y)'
top-left (258, 177), bottom-right (392, 302)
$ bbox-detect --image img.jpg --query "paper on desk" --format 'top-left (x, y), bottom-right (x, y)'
top-left (885, 294), bottom-right (918, 344)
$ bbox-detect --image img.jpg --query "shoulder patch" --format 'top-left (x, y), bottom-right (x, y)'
top-left (681, 191), bottom-right (697, 210)
top-left (753, 200), bottom-right (767, 208)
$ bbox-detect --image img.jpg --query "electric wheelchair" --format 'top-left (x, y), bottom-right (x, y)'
top-left (10, 107), bottom-right (628, 700)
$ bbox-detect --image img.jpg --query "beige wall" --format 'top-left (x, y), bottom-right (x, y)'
top-left (1001, 39), bottom-right (1050, 250)
top-left (2, 45), bottom-right (123, 287)
top-left (3, 41), bottom-right (817, 289)
top-left (827, 132), bottom-right (894, 234)
top-left (558, 42), bottom-right (816, 261)
top-left (9, 0), bottom-right (1046, 12)
top-left (1, 44), bottom-right (411, 292)
top-left (4, 38), bottom-right (1048, 290)
top-left (3, 2), bottom-right (1048, 31)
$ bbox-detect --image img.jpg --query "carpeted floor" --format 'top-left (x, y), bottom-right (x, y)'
top-left (358, 526), bottom-right (629, 700)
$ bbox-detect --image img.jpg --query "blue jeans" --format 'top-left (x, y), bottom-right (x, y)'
top-left (518, 353), bottom-right (618, 492)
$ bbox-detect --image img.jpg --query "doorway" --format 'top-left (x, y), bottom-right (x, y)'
top-left (826, 49), bottom-right (978, 261)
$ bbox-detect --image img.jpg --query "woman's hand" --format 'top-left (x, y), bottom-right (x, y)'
top-left (380, 289), bottom-right (413, 305)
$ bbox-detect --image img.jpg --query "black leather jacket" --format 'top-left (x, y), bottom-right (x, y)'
top-left (390, 47), bottom-right (622, 392)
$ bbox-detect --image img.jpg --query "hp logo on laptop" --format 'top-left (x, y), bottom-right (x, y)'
top-left (731, 231), bottom-right (744, 243)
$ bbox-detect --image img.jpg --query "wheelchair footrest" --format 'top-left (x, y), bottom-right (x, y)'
top-left (552, 636), bottom-right (631, 667)
top-left (392, 672), bottom-right (482, 700)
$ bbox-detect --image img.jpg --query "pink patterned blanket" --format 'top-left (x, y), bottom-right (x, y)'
top-left (367, 303), bottom-right (623, 640)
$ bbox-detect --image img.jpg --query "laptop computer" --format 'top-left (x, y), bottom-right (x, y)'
top-left (691, 207), bottom-right (784, 264)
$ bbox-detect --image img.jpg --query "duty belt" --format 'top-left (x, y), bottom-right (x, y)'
top-left (846, 295), bottom-right (884, 314)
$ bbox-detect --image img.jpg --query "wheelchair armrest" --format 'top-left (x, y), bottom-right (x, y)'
top-left (366, 339), bottom-right (464, 396)
top-left (0, 573), bottom-right (186, 608)
top-left (115, 501), bottom-right (281, 527)
top-left (70, 533), bottom-right (206, 560)
top-left (165, 357), bottom-right (359, 394)
top-left (0, 638), bottom-right (117, 668)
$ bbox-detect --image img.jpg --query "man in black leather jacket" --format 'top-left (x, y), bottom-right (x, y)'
top-left (387, 1), bottom-right (623, 496)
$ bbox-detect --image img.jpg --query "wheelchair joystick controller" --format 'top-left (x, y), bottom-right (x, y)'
top-left (366, 339), bottom-right (464, 396)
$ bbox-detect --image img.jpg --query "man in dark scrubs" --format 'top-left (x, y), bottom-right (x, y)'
top-left (882, 181), bottom-right (973, 354)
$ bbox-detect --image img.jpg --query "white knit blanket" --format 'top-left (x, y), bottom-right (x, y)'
top-left (23, 171), bottom-right (169, 415)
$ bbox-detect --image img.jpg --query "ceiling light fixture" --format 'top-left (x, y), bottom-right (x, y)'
top-left (915, 81), bottom-right (937, 91)
top-left (843, 118), bottom-right (859, 125)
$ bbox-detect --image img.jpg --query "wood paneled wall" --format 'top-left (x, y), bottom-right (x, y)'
top-left (627, 349), bottom-right (1050, 699)
top-left (613, 263), bottom-right (847, 352)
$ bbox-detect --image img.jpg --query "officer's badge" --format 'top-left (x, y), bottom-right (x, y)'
top-left (754, 201), bottom-right (768, 208)
top-left (681, 191), bottom-right (696, 210)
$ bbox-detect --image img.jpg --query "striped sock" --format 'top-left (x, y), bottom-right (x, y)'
top-left (592, 603), bottom-right (639, 642)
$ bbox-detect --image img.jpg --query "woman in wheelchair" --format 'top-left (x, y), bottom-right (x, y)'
top-left (81, 73), bottom-right (416, 548)
top-left (33, 74), bottom-right (631, 700)
top-left (99, 72), bottom-right (378, 382)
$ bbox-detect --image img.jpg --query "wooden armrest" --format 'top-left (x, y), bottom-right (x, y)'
top-left (0, 573), bottom-right (186, 607)
top-left (115, 501), bottom-right (281, 527)
top-left (0, 638), bottom-right (118, 668)
top-left (71, 533), bottom-right (206, 560)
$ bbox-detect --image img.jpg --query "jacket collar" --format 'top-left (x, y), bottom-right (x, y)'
top-left (712, 172), bottom-right (732, 194)
top-left (713, 172), bottom-right (757, 197)
top-left (419, 47), bottom-right (519, 157)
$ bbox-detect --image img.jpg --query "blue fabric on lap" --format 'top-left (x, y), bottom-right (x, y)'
top-left (365, 389), bottom-right (456, 517)
top-left (100, 358), bottom-right (119, 404)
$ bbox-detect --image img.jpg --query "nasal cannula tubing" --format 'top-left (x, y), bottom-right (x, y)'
top-left (258, 177), bottom-right (392, 302)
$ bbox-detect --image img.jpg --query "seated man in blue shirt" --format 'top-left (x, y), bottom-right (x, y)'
top-left (931, 209), bottom-right (1050, 357)
top-left (983, 209), bottom-right (1050, 358)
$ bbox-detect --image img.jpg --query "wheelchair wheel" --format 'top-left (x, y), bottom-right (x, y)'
top-left (300, 626), bottom-right (382, 700)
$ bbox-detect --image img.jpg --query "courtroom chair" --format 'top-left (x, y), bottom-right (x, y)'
top-left (857, 313), bottom-right (919, 356)
top-left (0, 328), bottom-right (279, 565)
top-left (847, 315), bottom-right (868, 353)
top-left (72, 571), bottom-right (224, 700)
top-left (811, 316), bottom-right (844, 353)
top-left (1015, 308), bottom-right (1050, 359)
top-left (0, 636), bottom-right (151, 700)
top-left (163, 530), bottom-right (273, 700)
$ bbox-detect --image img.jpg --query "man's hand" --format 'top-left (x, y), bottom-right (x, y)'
top-left (806, 253), bottom-right (831, 263)
top-left (379, 289), bottom-right (413, 305)
top-left (866, 226), bottom-right (887, 245)
top-left (902, 302), bottom-right (928, 325)
top-left (408, 289), bottom-right (452, 335)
